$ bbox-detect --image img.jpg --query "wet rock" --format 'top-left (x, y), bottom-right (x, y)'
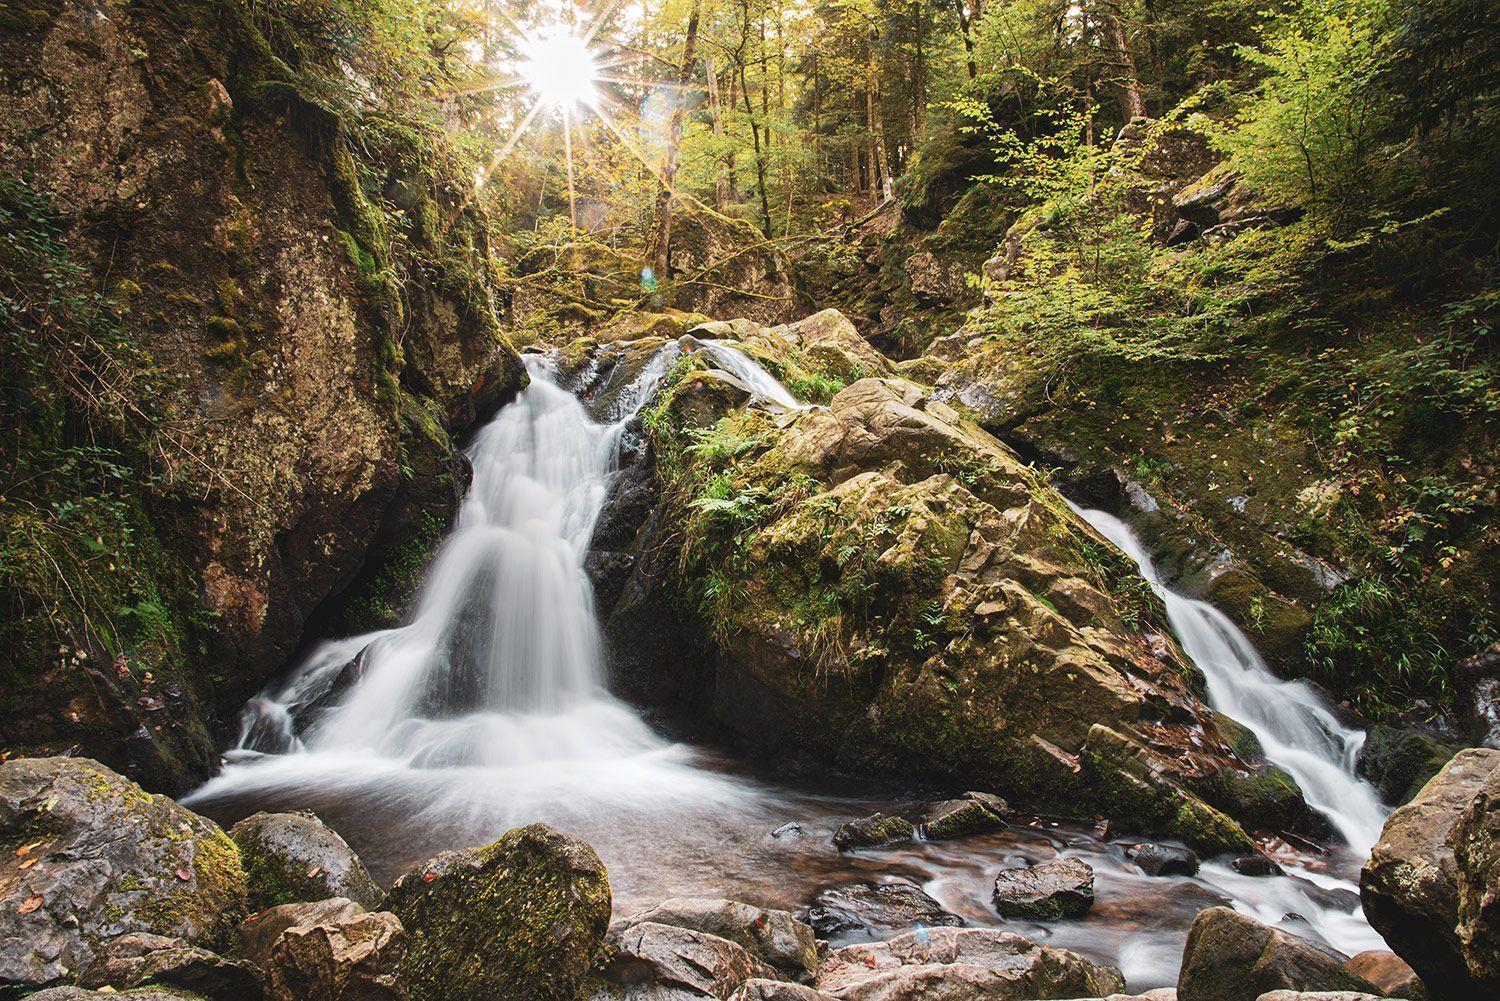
top-left (731, 981), bottom-right (836, 1000)
top-left (922, 795), bottom-right (1008, 840)
top-left (1361, 747), bottom-right (1500, 996)
top-left (774, 308), bottom-right (895, 382)
top-left (28, 989), bottom-right (214, 1001)
top-left (1455, 642), bottom-right (1500, 748)
top-left (1177, 907), bottom-right (1381, 1001)
top-left (79, 932), bottom-right (264, 998)
top-left (1452, 758), bottom-right (1500, 992)
top-left (0, 757), bottom-right (247, 994)
top-left (1357, 722), bottom-right (1463, 806)
top-left (1342, 950), bottom-right (1426, 999)
top-left (236, 897), bottom-right (369, 968)
top-left (991, 857), bottom-right (1095, 919)
top-left (1252, 994), bottom-right (1383, 1001)
top-left (617, 898), bottom-right (818, 982)
top-left (1230, 854), bottom-right (1285, 877)
top-left (1128, 843), bottom-right (1200, 877)
top-left (388, 822), bottom-right (611, 1001)
top-left (806, 880), bottom-right (963, 939)
top-left (814, 927), bottom-right (1125, 999)
top-left (266, 908), bottom-right (406, 1001)
top-left (602, 920), bottom-right (774, 998)
top-left (230, 811), bottom-right (382, 911)
top-left (771, 822), bottom-right (807, 839)
top-left (832, 813), bottom-right (915, 850)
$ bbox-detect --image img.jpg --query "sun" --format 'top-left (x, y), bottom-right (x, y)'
top-left (519, 26), bottom-right (599, 112)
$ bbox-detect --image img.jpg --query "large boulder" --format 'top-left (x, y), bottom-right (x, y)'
top-left (617, 898), bottom-right (818, 982)
top-left (921, 794), bottom-right (1008, 840)
top-left (643, 355), bottom-right (1284, 838)
top-left (805, 880), bottom-right (964, 940)
top-left (0, 757), bottom-right (247, 993)
top-left (1342, 950), bottom-right (1425, 999)
top-left (236, 897), bottom-right (370, 969)
top-left (813, 927), bottom-right (1125, 999)
top-left (991, 857), bottom-right (1096, 919)
top-left (1357, 722), bottom-right (1463, 806)
top-left (1177, 908), bottom-right (1381, 1001)
top-left (1361, 747), bottom-right (1500, 996)
top-left (78, 932), bottom-right (264, 999)
top-left (387, 823), bottom-right (611, 1001)
top-left (229, 811), bottom-right (381, 911)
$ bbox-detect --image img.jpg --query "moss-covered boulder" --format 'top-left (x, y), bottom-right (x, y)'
top-left (0, 757), bottom-right (247, 994)
top-left (229, 811), bottom-right (381, 912)
top-left (1358, 722), bottom-right (1464, 806)
top-left (1178, 907), bottom-right (1381, 1001)
top-left (990, 857), bottom-right (1095, 919)
top-left (831, 813), bottom-right (915, 850)
top-left (387, 822), bottom-right (611, 1001)
top-left (922, 795), bottom-right (1008, 840)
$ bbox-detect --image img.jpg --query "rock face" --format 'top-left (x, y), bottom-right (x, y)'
top-left (1358, 722), bottom-right (1463, 805)
top-left (617, 898), bottom-right (819, 982)
top-left (1361, 747), bottom-right (1500, 996)
top-left (0, 0), bottom-right (524, 792)
top-left (387, 823), bottom-right (611, 1001)
top-left (266, 908), bottom-right (406, 1001)
top-left (0, 757), bottom-right (248, 994)
top-left (813, 927), bottom-right (1125, 1000)
top-left (237, 898), bottom-right (369, 969)
top-left (1177, 908), bottom-right (1381, 1001)
top-left (633, 326), bottom-right (1288, 840)
top-left (230, 811), bottom-right (381, 911)
top-left (1456, 642), bottom-right (1500, 749)
top-left (79, 933), bottom-right (264, 999)
top-left (991, 857), bottom-right (1095, 919)
top-left (1342, 950), bottom-right (1425, 999)
top-left (806, 880), bottom-right (964, 940)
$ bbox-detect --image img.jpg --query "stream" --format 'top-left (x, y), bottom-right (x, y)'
top-left (187, 344), bottom-right (1390, 991)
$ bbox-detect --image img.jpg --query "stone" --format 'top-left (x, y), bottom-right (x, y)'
top-left (1177, 907), bottom-right (1381, 1001)
top-left (1342, 950), bottom-right (1425, 999)
top-left (1455, 642), bottom-right (1500, 748)
top-left (602, 920), bottom-right (774, 998)
top-left (731, 981), bottom-right (836, 1000)
top-left (79, 933), bottom-right (264, 999)
top-left (1253, 994), bottom-right (1384, 1001)
top-left (230, 811), bottom-right (382, 911)
top-left (806, 880), bottom-right (964, 939)
top-left (922, 796), bottom-right (1008, 840)
top-left (0, 757), bottom-right (247, 994)
top-left (1361, 747), bottom-right (1500, 997)
top-left (28, 989), bottom-right (214, 1001)
top-left (1128, 843), bottom-right (1201, 877)
top-left (814, 927), bottom-right (1125, 1000)
top-left (1357, 723), bottom-right (1463, 805)
top-left (1452, 761), bottom-right (1500, 991)
top-left (267, 908), bottom-right (406, 1001)
top-left (991, 857), bottom-right (1095, 919)
top-left (387, 822), bottom-right (611, 1001)
top-left (832, 813), bottom-right (915, 850)
top-left (1230, 854), bottom-right (1285, 877)
top-left (236, 897), bottom-right (369, 969)
top-left (617, 898), bottom-right (818, 982)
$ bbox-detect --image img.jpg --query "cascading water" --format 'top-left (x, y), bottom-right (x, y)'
top-left (189, 341), bottom-right (1391, 987)
top-left (1066, 503), bottom-right (1389, 856)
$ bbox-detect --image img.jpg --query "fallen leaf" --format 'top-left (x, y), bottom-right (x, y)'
top-left (306, 866), bottom-right (322, 879)
top-left (422, 870), bottom-right (438, 883)
top-left (18, 895), bottom-right (43, 915)
top-left (19, 858), bottom-right (38, 870)
top-left (175, 869), bottom-right (191, 881)
top-left (15, 840), bottom-right (42, 857)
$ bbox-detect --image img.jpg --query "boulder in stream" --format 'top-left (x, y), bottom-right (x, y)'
top-left (1361, 747), bottom-right (1500, 996)
top-left (388, 822), bottom-right (611, 1001)
top-left (0, 756), bottom-right (248, 994)
top-left (1177, 907), bottom-right (1381, 1001)
top-left (1342, 950), bottom-right (1425, 999)
top-left (805, 879), bottom-right (964, 939)
top-left (922, 794), bottom-right (1009, 840)
top-left (236, 896), bottom-right (368, 967)
top-left (813, 927), bottom-right (1125, 999)
top-left (230, 810), bottom-right (382, 911)
top-left (617, 897), bottom-right (818, 982)
top-left (1128, 843), bottom-right (1201, 877)
top-left (991, 856), bottom-right (1095, 919)
top-left (600, 920), bottom-right (775, 998)
top-left (78, 932), bottom-right (264, 999)
top-left (832, 812), bottom-right (916, 850)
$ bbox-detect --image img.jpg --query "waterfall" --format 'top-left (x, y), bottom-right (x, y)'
top-left (1067, 503), bottom-right (1389, 856)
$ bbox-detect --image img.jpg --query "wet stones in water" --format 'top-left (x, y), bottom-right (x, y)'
top-left (771, 821), bottom-right (807, 839)
top-left (615, 897), bottom-right (819, 982)
top-left (831, 812), bottom-right (915, 850)
top-left (1343, 949), bottom-right (1426, 1000)
top-left (1230, 853), bottom-right (1285, 877)
top-left (805, 879), bottom-right (963, 939)
top-left (262, 908), bottom-right (406, 1001)
top-left (1128, 842), bottom-right (1201, 877)
top-left (229, 810), bottom-right (382, 911)
top-left (921, 793), bottom-right (1009, 840)
top-left (991, 856), bottom-right (1095, 919)
top-left (1177, 906), bottom-right (1383, 1001)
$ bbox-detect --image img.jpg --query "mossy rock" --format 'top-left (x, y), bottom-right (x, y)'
top-left (229, 810), bottom-right (381, 912)
top-left (388, 823), bottom-right (611, 1001)
top-left (0, 757), bottom-right (247, 993)
top-left (832, 813), bottom-right (916, 850)
top-left (1359, 723), bottom-right (1464, 806)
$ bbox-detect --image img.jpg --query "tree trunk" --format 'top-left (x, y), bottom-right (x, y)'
top-left (1096, 1), bottom-right (1147, 121)
top-left (705, 50), bottom-right (730, 211)
top-left (649, 0), bottom-right (701, 282)
top-left (954, 0), bottom-right (977, 80)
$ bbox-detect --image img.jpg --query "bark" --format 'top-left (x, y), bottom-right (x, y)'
top-left (650, 0), bottom-right (702, 281)
top-left (1096, 0), bottom-right (1148, 121)
top-left (955, 0), bottom-right (978, 80)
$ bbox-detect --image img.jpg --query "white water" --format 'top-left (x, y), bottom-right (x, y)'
top-left (689, 337), bottom-right (807, 410)
top-left (1067, 503), bottom-right (1389, 855)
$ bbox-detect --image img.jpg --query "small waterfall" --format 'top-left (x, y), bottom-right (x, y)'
top-left (690, 338), bottom-right (807, 410)
top-left (1068, 503), bottom-right (1389, 855)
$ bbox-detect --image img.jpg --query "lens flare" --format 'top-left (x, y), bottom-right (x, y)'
top-left (520, 26), bottom-right (598, 111)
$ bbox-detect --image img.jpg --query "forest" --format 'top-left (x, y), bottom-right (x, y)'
top-left (0, 1), bottom-right (1497, 999)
